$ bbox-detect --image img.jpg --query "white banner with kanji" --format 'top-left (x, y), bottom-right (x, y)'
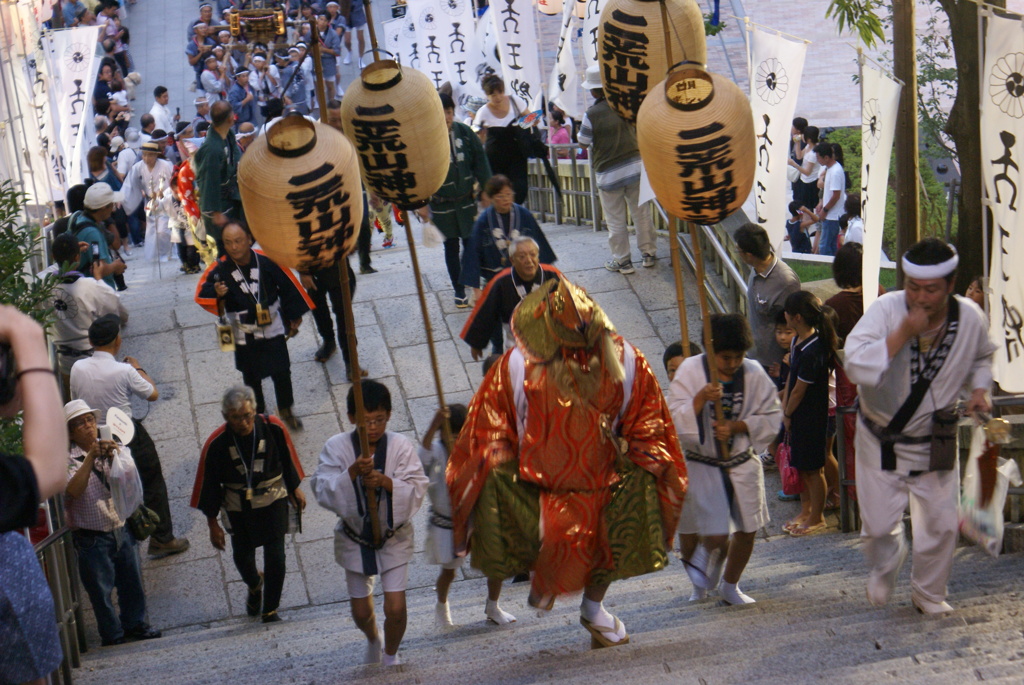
top-left (859, 64), bottom-right (901, 310)
top-left (547, 0), bottom-right (579, 118)
top-left (747, 27), bottom-right (806, 248)
top-left (45, 25), bottom-right (100, 186)
top-left (983, 13), bottom-right (1024, 391)
top-left (490, 0), bottom-right (543, 112)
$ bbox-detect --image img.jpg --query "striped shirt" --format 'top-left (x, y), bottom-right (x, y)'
top-left (65, 445), bottom-right (127, 532)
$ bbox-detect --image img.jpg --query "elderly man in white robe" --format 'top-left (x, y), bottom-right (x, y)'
top-left (311, 380), bottom-right (428, 668)
top-left (845, 238), bottom-right (995, 614)
top-left (124, 142), bottom-right (175, 262)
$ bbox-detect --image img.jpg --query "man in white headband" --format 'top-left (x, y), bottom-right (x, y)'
top-left (845, 237), bottom-right (995, 614)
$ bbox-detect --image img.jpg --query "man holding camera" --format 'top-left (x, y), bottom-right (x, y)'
top-left (70, 183), bottom-right (128, 291)
top-left (64, 399), bottom-right (161, 646)
top-left (70, 315), bottom-right (189, 558)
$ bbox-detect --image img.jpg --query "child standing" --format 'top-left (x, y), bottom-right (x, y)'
top-left (780, 291), bottom-right (838, 536)
top-left (761, 311), bottom-right (795, 472)
top-left (669, 315), bottom-right (782, 604)
top-left (311, 380), bottom-right (429, 667)
top-left (420, 405), bottom-right (516, 628)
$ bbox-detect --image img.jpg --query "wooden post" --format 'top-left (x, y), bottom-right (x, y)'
top-left (667, 217), bottom-right (691, 358)
top-left (892, 0), bottom-right (919, 282)
top-left (687, 222), bottom-right (729, 459)
top-left (313, 24), bottom-right (381, 545)
top-left (362, 0), bottom-right (382, 61)
top-left (400, 210), bottom-right (454, 451)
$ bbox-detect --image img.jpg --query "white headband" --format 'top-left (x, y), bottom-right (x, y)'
top-left (902, 248), bottom-right (959, 280)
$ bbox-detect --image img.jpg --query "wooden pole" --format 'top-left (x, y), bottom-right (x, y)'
top-left (400, 210), bottom-right (454, 451)
top-left (667, 217), bottom-right (691, 358)
top-left (362, 0), bottom-right (382, 62)
top-left (687, 222), bottom-right (729, 459)
top-left (893, 0), bottom-right (919, 283)
top-left (313, 23), bottom-right (380, 545)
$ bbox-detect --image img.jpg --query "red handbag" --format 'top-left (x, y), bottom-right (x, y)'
top-left (777, 434), bottom-right (804, 495)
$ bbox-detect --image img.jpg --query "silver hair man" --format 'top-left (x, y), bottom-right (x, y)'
top-left (221, 385), bottom-right (257, 416)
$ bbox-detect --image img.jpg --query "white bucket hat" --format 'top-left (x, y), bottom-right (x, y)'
top-left (64, 399), bottom-right (101, 424)
top-left (582, 65), bottom-right (603, 91)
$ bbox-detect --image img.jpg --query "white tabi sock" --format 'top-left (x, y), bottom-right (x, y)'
top-left (580, 597), bottom-right (625, 641)
top-left (689, 586), bottom-right (707, 602)
top-left (435, 601), bottom-right (454, 628)
top-left (382, 651), bottom-right (401, 667)
top-left (485, 599), bottom-right (517, 624)
top-left (720, 581), bottom-right (756, 605)
top-left (364, 636), bottom-right (382, 664)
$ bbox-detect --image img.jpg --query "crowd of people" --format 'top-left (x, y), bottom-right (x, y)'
top-left (0, 1), bottom-right (1008, 681)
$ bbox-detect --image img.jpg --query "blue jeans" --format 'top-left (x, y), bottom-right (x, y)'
top-left (73, 527), bottom-right (148, 644)
top-left (819, 220), bottom-right (840, 256)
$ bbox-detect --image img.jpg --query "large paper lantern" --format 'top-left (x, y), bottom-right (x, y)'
top-left (598, 0), bottom-right (706, 123)
top-left (238, 115), bottom-right (364, 272)
top-left (340, 59), bottom-right (449, 210)
top-left (637, 62), bottom-right (754, 225)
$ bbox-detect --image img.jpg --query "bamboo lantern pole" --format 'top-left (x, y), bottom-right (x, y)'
top-left (362, 0), bottom-right (382, 62)
top-left (687, 222), bottom-right (729, 459)
top-left (667, 218), bottom-right (691, 358)
top-left (310, 26), bottom-right (381, 546)
top-left (400, 210), bottom-right (454, 453)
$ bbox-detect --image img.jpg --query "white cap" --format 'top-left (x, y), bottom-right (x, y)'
top-left (83, 182), bottom-right (124, 210)
top-left (109, 135), bottom-right (125, 151)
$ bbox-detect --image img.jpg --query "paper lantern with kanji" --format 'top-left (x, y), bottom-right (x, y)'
top-left (237, 115), bottom-right (364, 272)
top-left (636, 63), bottom-right (754, 224)
top-left (340, 59), bottom-right (449, 210)
top-left (598, 0), bottom-right (706, 123)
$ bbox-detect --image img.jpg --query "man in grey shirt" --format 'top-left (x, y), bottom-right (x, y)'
top-left (734, 222), bottom-right (801, 369)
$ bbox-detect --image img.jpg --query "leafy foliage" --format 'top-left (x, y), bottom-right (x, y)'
top-left (826, 0), bottom-right (886, 48)
top-left (703, 13), bottom-right (727, 37)
top-left (0, 180), bottom-right (58, 454)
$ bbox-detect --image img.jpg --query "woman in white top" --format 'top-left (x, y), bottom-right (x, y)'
top-left (788, 124), bottom-right (821, 209)
top-left (473, 75), bottom-right (530, 205)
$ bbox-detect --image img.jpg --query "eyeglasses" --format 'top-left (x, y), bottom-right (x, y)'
top-left (226, 411), bottom-right (256, 423)
top-left (364, 417), bottom-right (388, 428)
top-left (69, 414), bottom-right (96, 430)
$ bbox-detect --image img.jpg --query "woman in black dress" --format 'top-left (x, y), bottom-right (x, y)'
top-left (780, 290), bottom-right (838, 537)
top-left (473, 75), bottom-right (531, 206)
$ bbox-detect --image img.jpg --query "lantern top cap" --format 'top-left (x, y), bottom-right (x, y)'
top-left (360, 57), bottom-right (403, 91)
top-left (266, 114), bottom-right (318, 158)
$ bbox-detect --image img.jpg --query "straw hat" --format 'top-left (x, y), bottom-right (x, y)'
top-left (339, 60), bottom-right (449, 210)
top-left (238, 114), bottom-right (364, 273)
top-left (598, 0), bottom-right (706, 123)
top-left (636, 63), bottom-right (754, 224)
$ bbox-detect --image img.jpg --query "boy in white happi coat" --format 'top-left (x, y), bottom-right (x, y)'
top-left (418, 405), bottom-right (515, 629)
top-left (845, 239), bottom-right (994, 614)
top-left (311, 380), bottom-right (428, 667)
top-left (669, 314), bottom-right (782, 605)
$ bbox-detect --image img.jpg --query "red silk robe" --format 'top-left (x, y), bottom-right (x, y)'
top-left (447, 335), bottom-right (688, 597)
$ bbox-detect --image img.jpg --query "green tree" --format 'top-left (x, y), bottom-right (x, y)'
top-left (0, 180), bottom-right (57, 453)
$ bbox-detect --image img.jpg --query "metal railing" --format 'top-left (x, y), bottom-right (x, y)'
top-left (30, 496), bottom-right (87, 684)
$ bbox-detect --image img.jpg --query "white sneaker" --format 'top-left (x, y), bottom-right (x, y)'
top-left (435, 601), bottom-right (454, 629)
top-left (641, 253), bottom-right (655, 268)
top-left (605, 258), bottom-right (635, 275)
top-left (485, 599), bottom-right (516, 625)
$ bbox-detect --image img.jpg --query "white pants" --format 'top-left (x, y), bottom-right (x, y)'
top-left (345, 564), bottom-right (409, 598)
top-left (855, 428), bottom-right (960, 605)
top-left (599, 181), bottom-right (655, 264)
top-left (144, 213), bottom-right (172, 262)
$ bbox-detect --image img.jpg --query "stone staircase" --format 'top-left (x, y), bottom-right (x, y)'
top-left (73, 528), bottom-right (1024, 684)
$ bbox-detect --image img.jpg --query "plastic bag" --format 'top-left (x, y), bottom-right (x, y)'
top-left (777, 437), bottom-right (804, 496)
top-left (108, 448), bottom-right (144, 521)
top-left (421, 220), bottom-right (444, 249)
top-left (959, 425), bottom-right (1022, 557)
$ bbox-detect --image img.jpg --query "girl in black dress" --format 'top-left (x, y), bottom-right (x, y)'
top-left (780, 291), bottom-right (838, 536)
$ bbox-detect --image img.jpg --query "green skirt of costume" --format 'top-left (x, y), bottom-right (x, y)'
top-left (469, 458), bottom-right (668, 585)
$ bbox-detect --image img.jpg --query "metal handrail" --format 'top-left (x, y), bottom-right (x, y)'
top-left (699, 223), bottom-right (748, 298)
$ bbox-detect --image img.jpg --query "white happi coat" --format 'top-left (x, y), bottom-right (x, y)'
top-left (311, 430), bottom-right (428, 576)
top-left (845, 292), bottom-right (995, 471)
top-left (669, 356), bottom-right (782, 460)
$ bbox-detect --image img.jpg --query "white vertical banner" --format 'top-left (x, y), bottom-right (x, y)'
top-left (582, 0), bottom-right (603, 70)
top-left (407, 0), bottom-right (453, 90)
top-left (983, 13), bottom-right (1024, 391)
top-left (45, 25), bottom-right (100, 186)
top-left (859, 64), bottom-right (901, 311)
top-left (473, 7), bottom-right (501, 87)
top-left (490, 0), bottom-right (543, 112)
top-left (747, 27), bottom-right (806, 248)
top-left (430, 0), bottom-right (483, 110)
top-left (547, 0), bottom-right (579, 118)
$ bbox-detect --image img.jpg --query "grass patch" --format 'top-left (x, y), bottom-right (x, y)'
top-left (786, 259), bottom-right (897, 291)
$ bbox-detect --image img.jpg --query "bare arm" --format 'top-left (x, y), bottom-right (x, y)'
top-left (0, 308), bottom-right (68, 500)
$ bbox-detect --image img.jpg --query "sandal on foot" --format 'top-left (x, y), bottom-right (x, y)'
top-left (782, 518), bottom-right (806, 533)
top-left (579, 615), bottom-right (629, 648)
top-left (825, 494), bottom-right (841, 511)
top-left (789, 522), bottom-right (828, 537)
